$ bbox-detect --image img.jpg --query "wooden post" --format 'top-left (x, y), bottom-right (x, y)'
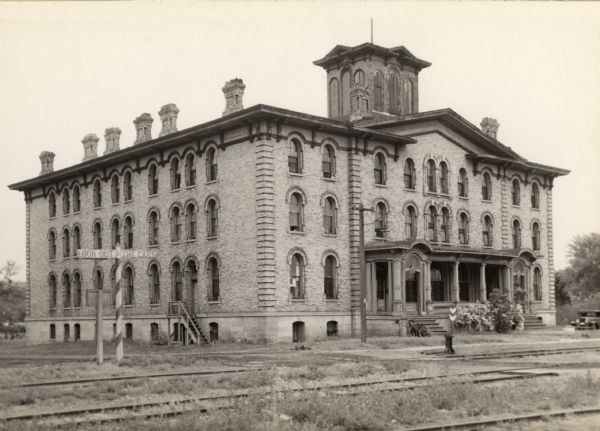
top-left (480, 263), bottom-right (487, 302)
top-left (452, 261), bottom-right (460, 302)
top-left (115, 251), bottom-right (123, 363)
top-left (96, 288), bottom-right (103, 365)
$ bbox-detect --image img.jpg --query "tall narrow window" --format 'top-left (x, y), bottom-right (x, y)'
top-left (170, 206), bottom-right (181, 242)
top-left (148, 164), bottom-right (159, 195)
top-left (170, 158), bottom-right (181, 190)
top-left (323, 197), bottom-right (337, 235)
top-left (124, 266), bottom-right (134, 306)
top-left (534, 267), bottom-right (542, 301)
top-left (62, 228), bottom-right (70, 257)
top-left (439, 162), bottom-right (449, 194)
top-left (148, 211), bottom-right (159, 246)
top-left (458, 168), bottom-right (468, 197)
top-left (149, 264), bottom-right (160, 305)
top-left (322, 145), bottom-right (335, 178)
top-left (404, 158), bottom-right (416, 189)
top-left (93, 179), bottom-right (102, 208)
top-left (374, 71), bottom-right (384, 111)
top-left (512, 219), bottom-right (522, 249)
top-left (483, 215), bottom-right (493, 247)
top-left (353, 69), bottom-right (365, 86)
top-left (62, 273), bottom-right (71, 308)
top-left (49, 192), bottom-right (56, 217)
top-left (73, 225), bottom-right (81, 254)
top-left (206, 148), bottom-right (217, 182)
top-left (72, 186), bottom-right (81, 212)
top-left (324, 255), bottom-right (337, 299)
top-left (186, 203), bottom-right (197, 240)
top-left (172, 261), bottom-right (183, 302)
top-left (208, 257), bottom-right (220, 301)
top-left (328, 78), bottom-right (339, 118)
top-left (427, 206), bottom-right (438, 242)
top-left (427, 159), bottom-right (437, 193)
top-left (405, 205), bottom-right (417, 239)
top-left (289, 193), bottom-right (303, 232)
top-left (532, 222), bottom-right (541, 251)
top-left (49, 230), bottom-right (57, 260)
top-left (185, 153), bottom-right (196, 187)
top-left (63, 189), bottom-right (70, 215)
top-left (288, 139), bottom-right (302, 174)
top-left (458, 213), bottom-right (469, 245)
top-left (124, 171), bottom-right (133, 201)
top-left (123, 216), bottom-right (133, 249)
top-left (375, 202), bottom-right (387, 238)
top-left (374, 153), bottom-right (386, 185)
top-left (93, 268), bottom-right (103, 291)
top-left (207, 199), bottom-right (218, 237)
top-left (49, 274), bottom-right (57, 309)
top-left (93, 221), bottom-right (102, 249)
top-left (290, 253), bottom-right (304, 299)
top-left (531, 182), bottom-right (540, 209)
top-left (111, 175), bottom-right (120, 204)
top-left (482, 172), bottom-right (492, 200)
top-left (111, 218), bottom-right (120, 248)
top-left (73, 272), bottom-right (81, 308)
top-left (388, 73), bottom-right (401, 114)
top-left (440, 208), bottom-right (450, 243)
top-left (512, 179), bottom-right (521, 206)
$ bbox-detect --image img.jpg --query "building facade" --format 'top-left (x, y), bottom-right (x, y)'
top-left (9, 42), bottom-right (569, 343)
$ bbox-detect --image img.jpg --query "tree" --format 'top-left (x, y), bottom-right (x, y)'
top-left (555, 270), bottom-right (573, 306)
top-left (567, 233), bottom-right (600, 299)
top-left (0, 281), bottom-right (26, 323)
top-left (0, 260), bottom-right (19, 283)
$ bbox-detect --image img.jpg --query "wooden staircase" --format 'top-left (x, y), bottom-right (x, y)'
top-left (523, 313), bottom-right (547, 330)
top-left (168, 301), bottom-right (209, 345)
top-left (408, 317), bottom-right (447, 335)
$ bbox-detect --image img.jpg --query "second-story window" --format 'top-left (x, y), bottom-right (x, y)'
top-left (207, 199), bottom-right (218, 237)
top-left (49, 192), bottom-right (56, 218)
top-left (111, 175), bottom-right (120, 204)
top-left (427, 206), bottom-right (438, 242)
top-left (170, 158), bottom-right (181, 190)
top-left (374, 153), bottom-right (386, 185)
top-left (288, 139), bottom-right (302, 174)
top-left (289, 253), bottom-right (305, 299)
top-left (170, 206), bottom-right (181, 243)
top-left (440, 208), bottom-right (450, 243)
top-left (458, 168), bottom-right (468, 197)
top-left (404, 158), bottom-right (416, 190)
top-left (405, 205), bottom-right (417, 239)
top-left (63, 189), bottom-right (70, 215)
top-left (439, 161), bottom-right (449, 194)
top-left (458, 212), bottom-right (469, 245)
top-left (148, 210), bottom-right (159, 246)
top-left (512, 179), bottom-right (521, 206)
top-left (111, 218), bottom-right (120, 248)
top-left (123, 216), bottom-right (133, 249)
top-left (208, 257), bottom-right (220, 301)
top-left (93, 179), bottom-right (102, 208)
top-left (73, 225), bottom-right (81, 253)
top-left (375, 202), bottom-right (387, 238)
top-left (323, 197), bottom-right (337, 235)
top-left (324, 255), bottom-right (338, 300)
top-left (93, 221), bottom-right (103, 249)
top-left (532, 222), bottom-right (541, 251)
top-left (185, 153), bottom-right (196, 187)
top-left (531, 182), bottom-right (540, 209)
top-left (124, 171), bottom-right (133, 201)
top-left (512, 219), bottom-right (522, 249)
top-left (62, 228), bottom-right (70, 257)
top-left (289, 193), bottom-right (303, 232)
top-left (48, 230), bottom-right (57, 260)
top-left (72, 186), bottom-right (81, 212)
top-left (186, 203), bottom-right (197, 240)
top-left (148, 164), bottom-right (159, 195)
top-left (483, 215), bottom-right (493, 247)
top-left (482, 172), bottom-right (492, 201)
top-left (322, 145), bottom-right (335, 179)
top-left (206, 148), bottom-right (218, 182)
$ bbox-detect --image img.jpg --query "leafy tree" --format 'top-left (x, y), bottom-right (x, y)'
top-left (0, 260), bottom-right (19, 283)
top-left (555, 269), bottom-right (573, 306)
top-left (567, 233), bottom-right (600, 299)
top-left (488, 288), bottom-right (523, 333)
top-left (0, 281), bottom-right (26, 323)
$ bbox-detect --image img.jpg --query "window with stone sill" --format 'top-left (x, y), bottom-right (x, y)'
top-left (208, 257), bottom-right (220, 302)
top-left (149, 263), bottom-right (160, 305)
top-left (206, 148), bottom-right (218, 182)
top-left (374, 202), bottom-right (388, 239)
top-left (458, 168), bottom-right (468, 198)
top-left (93, 180), bottom-right (102, 208)
top-left (170, 206), bottom-right (182, 243)
top-left (185, 153), bottom-right (196, 187)
top-left (426, 159), bottom-right (437, 193)
top-left (290, 253), bottom-right (305, 300)
top-left (405, 205), bottom-right (417, 240)
top-left (123, 171), bottom-right (133, 201)
top-left (374, 153), bottom-right (387, 186)
top-left (72, 186), bottom-right (81, 212)
top-left (404, 158), bottom-right (416, 190)
top-left (170, 158), bottom-right (181, 191)
top-left (111, 175), bottom-right (120, 204)
top-left (148, 164), bottom-right (159, 195)
top-left (62, 228), bottom-right (71, 258)
top-left (49, 192), bottom-right (56, 218)
top-left (322, 145), bottom-right (336, 179)
top-left (323, 197), bottom-right (337, 235)
top-left (531, 182), bottom-right (540, 209)
top-left (324, 255), bottom-right (338, 300)
top-left (482, 216), bottom-right (493, 247)
top-left (48, 274), bottom-right (57, 310)
top-left (207, 199), bottom-right (218, 238)
top-left (511, 179), bottom-right (521, 206)
top-left (62, 189), bottom-right (70, 215)
top-left (481, 172), bottom-right (492, 201)
top-left (288, 139), bottom-right (303, 174)
top-left (48, 230), bottom-right (57, 260)
top-left (439, 161), bottom-right (449, 195)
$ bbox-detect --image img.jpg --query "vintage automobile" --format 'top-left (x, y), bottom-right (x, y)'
top-left (571, 310), bottom-right (600, 330)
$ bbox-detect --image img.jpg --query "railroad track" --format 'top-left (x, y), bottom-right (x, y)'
top-left (421, 344), bottom-right (600, 360)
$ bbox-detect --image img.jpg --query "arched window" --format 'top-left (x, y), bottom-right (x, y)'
top-left (73, 225), bottom-right (81, 253)
top-left (49, 192), bottom-right (56, 218)
top-left (123, 216), bottom-right (133, 249)
top-left (534, 267), bottom-right (542, 301)
top-left (207, 199), bottom-right (218, 237)
top-left (402, 79), bottom-right (413, 114)
top-left (328, 78), bottom-right (339, 118)
top-left (48, 230), bottom-right (57, 260)
top-left (148, 164), bottom-right (159, 195)
top-left (512, 219), bottom-right (522, 249)
top-left (388, 73), bottom-right (401, 114)
top-left (404, 158), bottom-right (416, 190)
top-left (353, 69), bottom-right (365, 86)
top-left (49, 274), bottom-right (57, 309)
top-left (92, 221), bottom-right (102, 249)
top-left (288, 139), bottom-right (303, 174)
top-left (482, 172), bottom-right (492, 201)
top-left (322, 145), bottom-right (336, 178)
top-left (324, 255), bottom-right (338, 300)
top-left (111, 218), bottom-right (120, 248)
top-left (512, 179), bottom-right (521, 206)
top-left (532, 222), bottom-right (541, 251)
top-left (172, 261), bottom-right (183, 302)
top-left (123, 171), bottom-right (133, 201)
top-left (439, 161), bottom-right (449, 194)
top-left (440, 207), bottom-right (450, 243)
top-left (458, 168), bottom-right (468, 197)
top-left (62, 189), bottom-right (70, 215)
top-left (375, 202), bottom-right (388, 238)
top-left (62, 228), bottom-right (70, 257)
top-left (405, 205), bottom-right (417, 239)
top-left (289, 253), bottom-right (305, 299)
top-left (426, 159), bottom-right (437, 193)
top-left (206, 148), bottom-right (218, 182)
top-left (323, 197), bottom-right (337, 235)
top-left (149, 263), bottom-right (160, 305)
top-left (208, 257), bottom-right (220, 301)
top-left (427, 206), bottom-right (438, 242)
top-left (289, 193), bottom-right (303, 232)
top-left (483, 215), bottom-right (493, 247)
top-left (72, 185), bottom-right (81, 212)
top-left (458, 213), bottom-right (469, 245)
top-left (93, 179), bottom-right (102, 208)
top-left (374, 71), bottom-right (384, 111)
top-left (186, 203), bottom-right (197, 240)
top-left (123, 265), bottom-right (134, 306)
top-left (111, 174), bottom-right (120, 204)
top-left (73, 272), bottom-right (81, 308)
top-left (170, 157), bottom-right (181, 190)
top-left (170, 206), bottom-right (182, 242)
top-left (531, 182), bottom-right (540, 209)
top-left (374, 153), bottom-right (386, 185)
top-left (185, 153), bottom-right (196, 187)
top-left (148, 211), bottom-right (159, 246)
top-left (93, 268), bottom-right (103, 291)
top-left (341, 69), bottom-right (351, 117)
top-left (62, 273), bottom-right (71, 308)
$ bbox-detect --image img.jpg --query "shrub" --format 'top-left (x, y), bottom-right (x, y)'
top-left (488, 289), bottom-right (523, 333)
top-left (454, 303), bottom-right (494, 332)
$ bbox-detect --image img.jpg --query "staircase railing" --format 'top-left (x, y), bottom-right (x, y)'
top-left (168, 301), bottom-right (203, 346)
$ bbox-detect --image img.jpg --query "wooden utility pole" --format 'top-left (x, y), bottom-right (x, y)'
top-left (356, 204), bottom-right (373, 344)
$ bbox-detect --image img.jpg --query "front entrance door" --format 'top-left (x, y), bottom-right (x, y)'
top-left (404, 254), bottom-right (424, 315)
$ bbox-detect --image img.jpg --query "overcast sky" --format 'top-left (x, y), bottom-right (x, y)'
top-left (1, 2), bottom-right (599, 281)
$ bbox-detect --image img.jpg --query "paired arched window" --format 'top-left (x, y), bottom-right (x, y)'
top-left (149, 263), bottom-right (160, 305)
top-left (324, 255), bottom-right (338, 300)
top-left (388, 73), bottom-right (401, 114)
top-left (289, 193), bottom-right (304, 232)
top-left (288, 139), bottom-right (303, 174)
top-left (405, 205), bottom-right (417, 239)
top-left (458, 213), bottom-right (469, 245)
top-left (49, 274), bottom-right (57, 309)
top-left (148, 164), bottom-right (159, 195)
top-left (172, 261), bottom-right (183, 302)
top-left (48, 230), bottom-right (57, 260)
top-left (404, 158), bottom-right (416, 190)
top-left (207, 257), bottom-right (220, 301)
top-left (206, 147), bottom-right (218, 182)
top-left (374, 71), bottom-right (384, 111)
top-left (62, 228), bottom-right (70, 257)
top-left (93, 179), bottom-right (102, 208)
top-left (185, 153), bottom-right (196, 187)
top-left (458, 168), bottom-right (468, 197)
top-left (207, 199), bottom-right (218, 237)
top-left (375, 202), bottom-right (388, 239)
top-left (512, 179), bottom-right (521, 206)
top-left (532, 222), bottom-right (541, 251)
top-left (123, 216), bottom-right (134, 249)
top-left (512, 219), bottom-right (522, 249)
top-left (123, 265), bottom-right (134, 306)
top-left (186, 203), bottom-right (197, 240)
top-left (322, 145), bottom-right (336, 179)
top-left (62, 273), bottom-right (71, 308)
top-left (482, 172), bottom-right (492, 201)
top-left (289, 253), bottom-right (305, 299)
top-left (73, 272), bottom-right (81, 308)
top-left (374, 153), bottom-right (387, 185)
top-left (440, 208), bottom-right (450, 243)
top-left (531, 182), bottom-right (540, 209)
top-left (439, 161), bottom-right (449, 194)
top-left (170, 158), bottom-right (181, 190)
top-left (111, 174), bottom-right (120, 204)
top-left (534, 267), bottom-right (542, 301)
top-left (482, 215), bottom-right (493, 247)
top-left (148, 210), bottom-right (159, 246)
top-left (427, 206), bottom-right (438, 242)
top-left (93, 221), bottom-right (103, 249)
top-left (49, 192), bottom-right (56, 218)
top-left (170, 206), bottom-right (182, 243)
top-left (63, 189), bottom-right (70, 215)
top-left (73, 225), bottom-right (81, 253)
top-left (426, 159), bottom-right (437, 193)
top-left (323, 197), bottom-right (337, 235)
top-left (72, 185), bottom-right (81, 212)
top-left (124, 171), bottom-right (133, 201)
top-left (111, 218), bottom-right (121, 248)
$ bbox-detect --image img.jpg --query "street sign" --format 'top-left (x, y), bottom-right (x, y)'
top-left (86, 289), bottom-right (113, 308)
top-left (77, 249), bottom-right (157, 259)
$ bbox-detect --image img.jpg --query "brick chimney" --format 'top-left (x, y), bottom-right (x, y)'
top-left (222, 78), bottom-right (245, 116)
top-left (133, 113), bottom-right (153, 144)
top-left (39, 151), bottom-right (55, 175)
top-left (82, 133), bottom-right (99, 161)
top-left (104, 127), bottom-right (122, 154)
top-left (481, 117), bottom-right (499, 139)
top-left (159, 103), bottom-right (179, 137)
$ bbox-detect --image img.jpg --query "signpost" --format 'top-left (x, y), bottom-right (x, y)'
top-left (86, 288), bottom-right (112, 365)
top-left (446, 303), bottom-right (457, 354)
top-left (77, 244), bottom-right (156, 364)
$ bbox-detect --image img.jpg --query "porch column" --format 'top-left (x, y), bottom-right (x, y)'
top-left (392, 259), bottom-right (403, 314)
top-left (452, 261), bottom-right (460, 302)
top-left (424, 260), bottom-right (432, 313)
top-left (369, 262), bottom-right (377, 313)
top-left (366, 262), bottom-right (372, 312)
top-left (480, 263), bottom-right (487, 302)
top-left (504, 265), bottom-right (512, 297)
top-left (527, 267), bottom-right (534, 313)
top-left (386, 261), bottom-right (393, 312)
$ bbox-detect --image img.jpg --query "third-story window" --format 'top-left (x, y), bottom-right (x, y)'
top-left (170, 158), bottom-right (181, 190)
top-left (62, 189), bottom-right (70, 215)
top-left (170, 206), bottom-right (181, 242)
top-left (172, 261), bottom-right (183, 302)
top-left (531, 182), bottom-right (540, 209)
top-left (93, 221), bottom-right (102, 249)
top-left (111, 175), bottom-right (120, 204)
top-left (148, 164), bottom-right (159, 195)
top-left (404, 158), bottom-right (416, 189)
top-left (186, 203), bottom-right (197, 240)
top-left (512, 219), bottom-right (522, 249)
top-left (207, 199), bottom-right (218, 237)
top-left (427, 206), bottom-right (438, 242)
top-left (374, 153), bottom-right (386, 185)
top-left (532, 222), bottom-right (541, 251)
top-left (123, 216), bottom-right (133, 249)
top-left (49, 192), bottom-right (56, 217)
top-left (62, 228), bottom-right (70, 257)
top-left (124, 171), bottom-right (133, 201)
top-left (323, 197), bottom-right (337, 235)
top-left (427, 159), bottom-right (437, 193)
top-left (405, 205), bottom-right (417, 239)
top-left (483, 215), bottom-right (493, 247)
top-left (148, 211), bottom-right (159, 246)
top-left (289, 253), bottom-right (305, 299)
top-left (72, 186), bottom-right (81, 212)
top-left (124, 266), bottom-right (134, 306)
top-left (208, 257), bottom-right (220, 301)
top-left (482, 172), bottom-right (492, 200)
top-left (73, 225), bottom-right (81, 254)
top-left (439, 161), bottom-right (449, 194)
top-left (111, 218), bottom-right (120, 248)
top-left (458, 213), bottom-right (469, 245)
top-left (206, 148), bottom-right (218, 182)
top-left (62, 273), bottom-right (71, 308)
top-left (512, 179), bottom-right (521, 206)
top-left (73, 272), bottom-right (81, 308)
top-left (49, 274), bottom-right (57, 309)
top-left (289, 193), bottom-right (303, 232)
top-left (375, 202), bottom-right (387, 238)
top-left (149, 263), bottom-right (160, 305)
top-left (48, 230), bottom-right (56, 260)
top-left (458, 168), bottom-right (468, 197)
top-left (288, 139), bottom-right (302, 174)
top-left (440, 208), bottom-right (450, 243)
top-left (93, 180), bottom-right (102, 208)
top-left (324, 255), bottom-right (337, 299)
top-left (185, 153), bottom-right (196, 187)
top-left (322, 145), bottom-right (335, 178)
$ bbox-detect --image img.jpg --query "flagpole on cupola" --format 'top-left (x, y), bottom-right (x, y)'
top-left (370, 18), bottom-right (374, 43)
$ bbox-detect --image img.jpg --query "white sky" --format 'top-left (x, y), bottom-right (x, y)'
top-left (1, 2), bottom-right (599, 281)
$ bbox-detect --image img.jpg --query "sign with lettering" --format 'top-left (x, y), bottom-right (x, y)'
top-left (77, 249), bottom-right (157, 259)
